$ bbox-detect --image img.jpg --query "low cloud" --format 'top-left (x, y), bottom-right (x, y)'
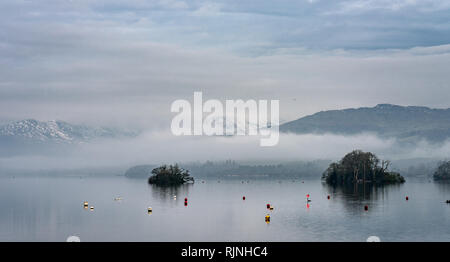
top-left (1, 131), bottom-right (449, 171)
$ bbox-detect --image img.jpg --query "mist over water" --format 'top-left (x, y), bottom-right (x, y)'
top-left (0, 130), bottom-right (449, 171)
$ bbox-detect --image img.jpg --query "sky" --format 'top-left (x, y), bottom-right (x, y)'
top-left (1, 0), bottom-right (450, 130)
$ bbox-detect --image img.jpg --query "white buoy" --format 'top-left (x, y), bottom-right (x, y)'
top-left (90, 206), bottom-right (94, 210)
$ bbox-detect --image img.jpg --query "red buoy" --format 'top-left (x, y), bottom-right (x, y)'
top-left (406, 196), bottom-right (409, 201)
top-left (306, 194), bottom-right (310, 198)
top-left (243, 196), bottom-right (246, 200)
top-left (267, 203), bottom-right (270, 209)
top-left (364, 205), bottom-right (368, 211)
top-left (185, 198), bottom-right (188, 201)
top-left (327, 195), bottom-right (330, 200)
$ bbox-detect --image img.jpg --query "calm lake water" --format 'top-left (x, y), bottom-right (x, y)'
top-left (0, 175), bottom-right (449, 242)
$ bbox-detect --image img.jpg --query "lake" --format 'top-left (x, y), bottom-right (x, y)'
top-left (0, 175), bottom-right (449, 241)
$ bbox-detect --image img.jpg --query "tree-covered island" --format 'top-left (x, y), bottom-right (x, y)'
top-left (433, 161), bottom-right (450, 181)
top-left (322, 150), bottom-right (405, 185)
top-left (148, 164), bottom-right (194, 186)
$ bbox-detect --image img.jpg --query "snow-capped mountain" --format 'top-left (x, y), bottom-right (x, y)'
top-left (0, 119), bottom-right (137, 143)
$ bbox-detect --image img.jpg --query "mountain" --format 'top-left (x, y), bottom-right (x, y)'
top-left (0, 119), bottom-right (138, 156)
top-left (0, 119), bottom-right (136, 143)
top-left (280, 104), bottom-right (450, 143)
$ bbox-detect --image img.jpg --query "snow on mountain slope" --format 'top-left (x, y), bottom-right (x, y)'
top-left (0, 119), bottom-right (137, 143)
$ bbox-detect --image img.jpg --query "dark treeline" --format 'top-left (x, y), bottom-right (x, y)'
top-left (185, 160), bottom-right (330, 179)
top-left (125, 160), bottom-right (331, 179)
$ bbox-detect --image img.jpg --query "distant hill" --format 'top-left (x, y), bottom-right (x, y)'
top-left (280, 104), bottom-right (450, 143)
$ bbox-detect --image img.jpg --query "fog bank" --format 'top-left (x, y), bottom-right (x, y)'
top-left (1, 131), bottom-right (449, 171)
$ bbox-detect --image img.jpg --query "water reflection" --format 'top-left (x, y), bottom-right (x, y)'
top-left (434, 180), bottom-right (450, 193)
top-left (148, 184), bottom-right (192, 202)
top-left (324, 182), bottom-right (404, 200)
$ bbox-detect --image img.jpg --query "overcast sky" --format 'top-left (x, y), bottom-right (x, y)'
top-left (1, 0), bottom-right (450, 129)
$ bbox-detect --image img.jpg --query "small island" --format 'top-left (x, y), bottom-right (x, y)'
top-left (322, 150), bottom-right (405, 185)
top-left (148, 164), bottom-right (194, 186)
top-left (433, 161), bottom-right (450, 181)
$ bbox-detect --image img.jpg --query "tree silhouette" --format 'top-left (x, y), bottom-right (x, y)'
top-left (322, 150), bottom-right (404, 185)
top-left (148, 164), bottom-right (194, 186)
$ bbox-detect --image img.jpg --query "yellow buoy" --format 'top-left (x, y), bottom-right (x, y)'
top-left (147, 207), bottom-right (152, 213)
top-left (83, 201), bottom-right (88, 208)
top-left (265, 214), bottom-right (270, 223)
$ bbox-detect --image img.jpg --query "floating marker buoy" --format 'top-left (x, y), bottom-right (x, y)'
top-left (147, 207), bottom-right (152, 213)
top-left (327, 195), bottom-right (330, 200)
top-left (114, 197), bottom-right (122, 201)
top-left (406, 196), bottom-right (409, 201)
top-left (185, 198), bottom-right (188, 202)
top-left (83, 201), bottom-right (88, 208)
top-left (243, 196), bottom-right (246, 200)
top-left (266, 203), bottom-right (270, 209)
top-left (446, 200), bottom-right (450, 204)
top-left (269, 205), bottom-right (274, 211)
top-left (265, 214), bottom-right (270, 223)
top-left (306, 194), bottom-right (310, 198)
top-left (364, 205), bottom-right (368, 211)
top-left (306, 203), bottom-right (310, 208)
top-left (90, 206), bottom-right (94, 210)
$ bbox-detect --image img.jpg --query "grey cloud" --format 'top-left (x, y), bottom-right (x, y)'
top-left (0, 0), bottom-right (449, 130)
